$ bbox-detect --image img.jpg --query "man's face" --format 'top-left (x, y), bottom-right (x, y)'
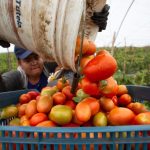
top-left (19, 53), bottom-right (44, 77)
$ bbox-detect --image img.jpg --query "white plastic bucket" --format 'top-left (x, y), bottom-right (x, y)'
top-left (0, 0), bottom-right (106, 71)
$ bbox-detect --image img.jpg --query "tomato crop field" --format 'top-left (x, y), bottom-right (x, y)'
top-left (0, 46), bottom-right (150, 86)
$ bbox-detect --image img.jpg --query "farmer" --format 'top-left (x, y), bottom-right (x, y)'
top-left (0, 3), bottom-right (110, 92)
top-left (0, 46), bottom-right (57, 92)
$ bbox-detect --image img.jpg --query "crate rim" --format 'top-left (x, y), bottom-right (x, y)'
top-left (0, 125), bottom-right (150, 133)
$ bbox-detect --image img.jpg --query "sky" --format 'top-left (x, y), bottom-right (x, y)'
top-left (95, 0), bottom-right (150, 47)
top-left (0, 0), bottom-right (150, 53)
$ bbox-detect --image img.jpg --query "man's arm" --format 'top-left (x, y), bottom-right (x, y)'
top-left (0, 71), bottom-right (24, 92)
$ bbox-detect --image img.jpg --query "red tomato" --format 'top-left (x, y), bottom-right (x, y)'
top-left (80, 77), bottom-right (100, 97)
top-left (118, 94), bottom-right (132, 107)
top-left (83, 51), bottom-right (117, 82)
top-left (112, 96), bottom-right (118, 106)
top-left (133, 112), bottom-right (150, 125)
top-left (52, 92), bottom-right (66, 105)
top-left (62, 85), bottom-right (75, 100)
top-left (99, 77), bottom-right (118, 98)
top-left (19, 93), bottom-right (31, 104)
top-left (65, 100), bottom-right (76, 109)
top-left (29, 113), bottom-right (48, 126)
top-left (27, 91), bottom-right (40, 100)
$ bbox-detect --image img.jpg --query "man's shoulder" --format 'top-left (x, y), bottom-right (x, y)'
top-left (2, 70), bottom-right (21, 79)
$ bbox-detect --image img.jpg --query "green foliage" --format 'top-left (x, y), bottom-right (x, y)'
top-left (0, 47), bottom-right (150, 86)
top-left (0, 52), bottom-right (17, 73)
top-left (98, 46), bottom-right (150, 86)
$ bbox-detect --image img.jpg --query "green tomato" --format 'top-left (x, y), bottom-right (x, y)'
top-left (49, 105), bottom-right (73, 125)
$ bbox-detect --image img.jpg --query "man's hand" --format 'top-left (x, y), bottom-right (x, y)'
top-left (91, 4), bottom-right (110, 32)
top-left (0, 40), bottom-right (10, 48)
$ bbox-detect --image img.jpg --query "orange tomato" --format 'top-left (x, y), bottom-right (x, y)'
top-left (99, 77), bottom-right (118, 98)
top-left (96, 49), bottom-right (110, 56)
top-left (99, 96), bottom-right (116, 112)
top-left (18, 104), bottom-right (27, 117)
top-left (36, 120), bottom-right (57, 127)
top-left (117, 85), bottom-right (128, 95)
top-left (118, 94), bottom-right (132, 106)
top-left (37, 95), bottom-right (53, 113)
top-left (20, 115), bottom-right (30, 126)
top-left (107, 107), bottom-right (135, 125)
top-left (85, 40), bottom-right (96, 55)
top-left (25, 100), bottom-right (37, 118)
top-left (127, 102), bottom-right (149, 114)
top-left (52, 92), bottom-right (66, 105)
top-left (80, 55), bottom-right (95, 69)
top-left (81, 97), bottom-right (100, 116)
top-left (56, 77), bottom-right (70, 91)
top-left (75, 102), bottom-right (91, 122)
top-left (133, 112), bottom-right (150, 125)
top-left (72, 110), bottom-right (84, 125)
top-left (29, 113), bottom-right (48, 126)
top-left (75, 37), bottom-right (89, 56)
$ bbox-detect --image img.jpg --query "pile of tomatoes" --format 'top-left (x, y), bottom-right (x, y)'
top-left (14, 48), bottom-right (150, 128)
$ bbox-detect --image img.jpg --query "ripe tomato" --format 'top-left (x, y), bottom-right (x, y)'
top-left (19, 93), bottom-right (31, 104)
top-left (127, 102), bottom-right (149, 115)
top-left (80, 77), bottom-right (100, 97)
top-left (75, 37), bottom-right (96, 55)
top-left (99, 96), bottom-right (116, 112)
top-left (56, 77), bottom-right (70, 91)
top-left (107, 107), bottom-right (135, 125)
top-left (133, 112), bottom-right (150, 125)
top-left (118, 94), bottom-right (132, 107)
top-left (29, 113), bottom-right (48, 126)
top-left (99, 77), bottom-right (118, 98)
top-left (75, 37), bottom-right (89, 56)
top-left (96, 49), bottom-right (110, 56)
top-left (18, 104), bottom-right (27, 117)
top-left (75, 102), bottom-right (91, 122)
top-left (85, 40), bottom-right (96, 55)
top-left (27, 91), bottom-right (40, 100)
top-left (36, 120), bottom-right (57, 127)
top-left (83, 51), bottom-right (117, 82)
top-left (117, 85), bottom-right (128, 96)
top-left (112, 96), bottom-right (118, 106)
top-left (65, 100), bottom-right (76, 109)
top-left (52, 92), bottom-right (66, 105)
top-left (72, 110), bottom-right (84, 125)
top-left (81, 97), bottom-right (100, 116)
top-left (62, 85), bottom-right (74, 100)
top-left (80, 55), bottom-right (95, 69)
